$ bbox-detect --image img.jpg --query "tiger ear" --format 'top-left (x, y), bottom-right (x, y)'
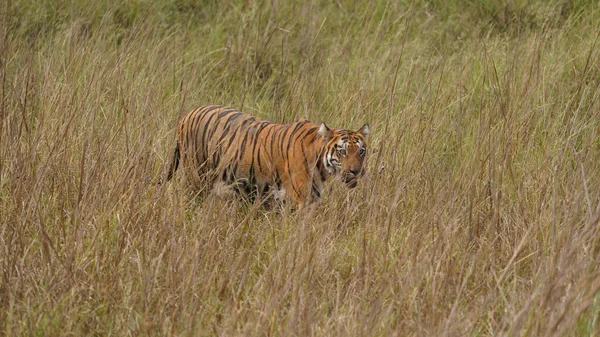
top-left (358, 124), bottom-right (370, 137)
top-left (318, 123), bottom-right (333, 140)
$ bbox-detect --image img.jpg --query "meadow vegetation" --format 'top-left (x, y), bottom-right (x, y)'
top-left (1, 0), bottom-right (600, 335)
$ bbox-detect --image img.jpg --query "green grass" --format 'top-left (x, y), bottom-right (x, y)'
top-left (1, 0), bottom-right (600, 335)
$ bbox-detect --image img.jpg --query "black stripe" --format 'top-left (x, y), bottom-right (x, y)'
top-left (238, 129), bottom-right (251, 160)
top-left (309, 128), bottom-right (322, 144)
top-left (249, 122), bottom-right (271, 174)
top-left (286, 163), bottom-right (302, 198)
top-left (221, 112), bottom-right (244, 134)
top-left (189, 111), bottom-right (205, 163)
top-left (257, 148), bottom-right (262, 172)
top-left (315, 151), bottom-right (327, 181)
top-left (216, 113), bottom-right (244, 146)
top-left (183, 111), bottom-right (197, 156)
top-left (223, 129), bottom-right (239, 155)
top-left (280, 124), bottom-right (296, 158)
top-left (290, 123), bottom-right (312, 146)
top-left (212, 150), bottom-right (220, 169)
top-left (270, 126), bottom-right (281, 159)
top-left (285, 122), bottom-right (306, 155)
top-left (261, 125), bottom-right (276, 168)
top-left (200, 111), bottom-right (218, 158)
top-left (199, 105), bottom-right (223, 118)
top-left (299, 127), bottom-right (317, 143)
top-left (207, 111), bottom-right (236, 168)
top-left (209, 109), bottom-right (236, 140)
top-left (224, 116), bottom-right (256, 159)
top-left (218, 109), bottom-right (235, 119)
top-left (300, 142), bottom-right (311, 176)
top-left (216, 126), bottom-right (230, 145)
top-left (290, 126), bottom-right (315, 173)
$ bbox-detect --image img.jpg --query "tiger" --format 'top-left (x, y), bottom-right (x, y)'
top-left (166, 105), bottom-right (370, 206)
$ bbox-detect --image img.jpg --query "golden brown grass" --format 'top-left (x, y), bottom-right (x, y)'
top-left (1, 0), bottom-right (600, 335)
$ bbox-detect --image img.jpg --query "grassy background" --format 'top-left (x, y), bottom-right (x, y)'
top-left (1, 0), bottom-right (600, 335)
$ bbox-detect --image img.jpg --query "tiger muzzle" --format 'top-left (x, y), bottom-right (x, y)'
top-left (342, 169), bottom-right (361, 188)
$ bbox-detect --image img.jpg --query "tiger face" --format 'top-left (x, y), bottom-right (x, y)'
top-left (319, 123), bottom-right (370, 188)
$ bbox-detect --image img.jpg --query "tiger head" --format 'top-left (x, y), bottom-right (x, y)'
top-left (319, 123), bottom-right (370, 188)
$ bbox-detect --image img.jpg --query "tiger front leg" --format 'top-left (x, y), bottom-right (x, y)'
top-left (282, 171), bottom-right (313, 206)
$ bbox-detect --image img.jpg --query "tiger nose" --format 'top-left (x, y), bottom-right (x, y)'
top-left (349, 169), bottom-right (360, 177)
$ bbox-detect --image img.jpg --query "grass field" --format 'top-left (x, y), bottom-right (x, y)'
top-left (1, 0), bottom-right (600, 335)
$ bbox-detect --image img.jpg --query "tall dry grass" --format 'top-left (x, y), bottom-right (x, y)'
top-left (1, 0), bottom-right (600, 335)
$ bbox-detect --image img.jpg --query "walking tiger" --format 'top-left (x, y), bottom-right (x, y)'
top-left (166, 105), bottom-right (369, 206)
